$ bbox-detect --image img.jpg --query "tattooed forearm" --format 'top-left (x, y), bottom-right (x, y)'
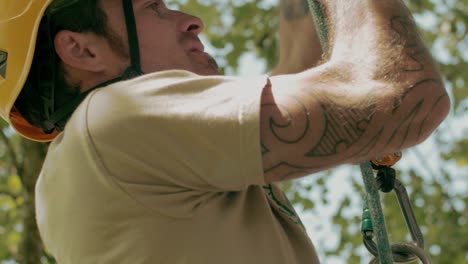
top-left (261, 80), bottom-right (381, 179)
top-left (261, 6), bottom-right (449, 182)
top-left (261, 142), bottom-right (270, 155)
top-left (262, 79), bottom-right (446, 182)
top-left (280, 0), bottom-right (310, 21)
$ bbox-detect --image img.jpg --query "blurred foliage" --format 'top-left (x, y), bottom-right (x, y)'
top-left (1, 0), bottom-right (467, 263)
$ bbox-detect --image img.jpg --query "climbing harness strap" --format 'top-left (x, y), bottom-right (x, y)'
top-left (306, 1), bottom-right (433, 263)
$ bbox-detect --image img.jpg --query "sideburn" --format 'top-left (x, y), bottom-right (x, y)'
top-left (103, 25), bottom-right (130, 64)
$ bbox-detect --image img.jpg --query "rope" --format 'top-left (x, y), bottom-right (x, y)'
top-left (361, 163), bottom-right (394, 264)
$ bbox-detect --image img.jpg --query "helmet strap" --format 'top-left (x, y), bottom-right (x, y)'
top-left (122, 0), bottom-right (144, 77)
top-left (34, 13), bottom-right (57, 134)
top-left (46, 76), bottom-right (124, 131)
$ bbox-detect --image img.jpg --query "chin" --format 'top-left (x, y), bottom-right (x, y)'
top-left (191, 54), bottom-right (221, 76)
top-left (196, 68), bottom-right (221, 76)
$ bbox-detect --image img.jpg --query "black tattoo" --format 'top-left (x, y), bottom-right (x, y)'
top-left (280, 0), bottom-right (310, 21)
top-left (263, 127), bottom-right (383, 182)
top-left (417, 93), bottom-right (448, 139)
top-left (269, 98), bottom-right (310, 144)
top-left (392, 79), bottom-right (442, 113)
top-left (261, 142), bottom-right (270, 155)
top-left (385, 100), bottom-right (424, 150)
top-left (306, 101), bottom-right (375, 157)
top-left (261, 90), bottom-right (380, 179)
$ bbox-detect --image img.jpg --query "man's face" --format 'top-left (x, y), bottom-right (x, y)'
top-left (101, 0), bottom-right (220, 76)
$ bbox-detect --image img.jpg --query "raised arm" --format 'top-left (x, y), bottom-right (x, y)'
top-left (271, 0), bottom-right (322, 75)
top-left (261, 0), bottom-right (450, 182)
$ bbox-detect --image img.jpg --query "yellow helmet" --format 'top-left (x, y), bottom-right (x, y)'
top-left (0, 0), bottom-right (58, 142)
top-left (1, 0), bottom-right (142, 142)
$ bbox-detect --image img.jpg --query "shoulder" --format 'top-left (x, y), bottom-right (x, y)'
top-left (83, 70), bottom-right (232, 133)
top-left (55, 70), bottom-right (268, 191)
top-left (84, 70), bottom-right (267, 133)
top-left (61, 70), bottom-right (269, 143)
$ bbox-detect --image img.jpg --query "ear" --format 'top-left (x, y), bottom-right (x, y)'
top-left (54, 30), bottom-right (106, 73)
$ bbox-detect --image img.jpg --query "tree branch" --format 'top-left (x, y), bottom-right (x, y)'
top-left (0, 128), bottom-right (21, 175)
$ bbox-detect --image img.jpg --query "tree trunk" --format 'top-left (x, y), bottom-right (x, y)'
top-left (17, 140), bottom-right (48, 264)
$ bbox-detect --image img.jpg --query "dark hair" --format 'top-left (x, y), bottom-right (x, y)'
top-left (14, 0), bottom-right (126, 131)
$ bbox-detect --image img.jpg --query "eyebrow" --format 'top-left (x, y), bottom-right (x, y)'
top-left (133, 0), bottom-right (150, 8)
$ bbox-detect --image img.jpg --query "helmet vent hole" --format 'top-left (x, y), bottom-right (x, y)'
top-left (0, 50), bottom-right (7, 79)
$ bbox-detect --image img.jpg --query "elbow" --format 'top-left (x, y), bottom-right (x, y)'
top-left (394, 79), bottom-right (451, 149)
top-left (369, 77), bottom-right (451, 154)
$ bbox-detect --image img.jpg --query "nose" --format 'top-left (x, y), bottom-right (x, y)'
top-left (177, 12), bottom-right (204, 35)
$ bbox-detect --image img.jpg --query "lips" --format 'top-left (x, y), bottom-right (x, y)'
top-left (186, 41), bottom-right (218, 70)
top-left (189, 42), bottom-right (205, 53)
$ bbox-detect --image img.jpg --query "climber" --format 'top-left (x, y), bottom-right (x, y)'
top-left (0, 0), bottom-right (449, 263)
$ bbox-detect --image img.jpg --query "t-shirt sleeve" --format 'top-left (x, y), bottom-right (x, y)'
top-left (85, 70), bottom-right (267, 194)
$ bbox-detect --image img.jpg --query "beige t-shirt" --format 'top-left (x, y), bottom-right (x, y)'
top-left (35, 70), bottom-right (319, 264)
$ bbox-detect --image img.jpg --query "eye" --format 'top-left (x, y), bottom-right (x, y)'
top-left (149, 2), bottom-right (160, 11)
top-left (149, 0), bottom-right (164, 12)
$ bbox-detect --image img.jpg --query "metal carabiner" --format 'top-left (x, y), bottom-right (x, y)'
top-left (393, 179), bottom-right (425, 249)
top-left (370, 243), bottom-right (432, 264)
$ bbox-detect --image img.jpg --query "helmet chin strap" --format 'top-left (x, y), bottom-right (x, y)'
top-left (122, 0), bottom-right (144, 78)
top-left (43, 0), bottom-right (143, 133)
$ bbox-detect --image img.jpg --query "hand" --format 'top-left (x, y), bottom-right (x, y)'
top-left (272, 0), bottom-right (322, 75)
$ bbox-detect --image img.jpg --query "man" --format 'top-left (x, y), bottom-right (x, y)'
top-left (0, 0), bottom-right (449, 263)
